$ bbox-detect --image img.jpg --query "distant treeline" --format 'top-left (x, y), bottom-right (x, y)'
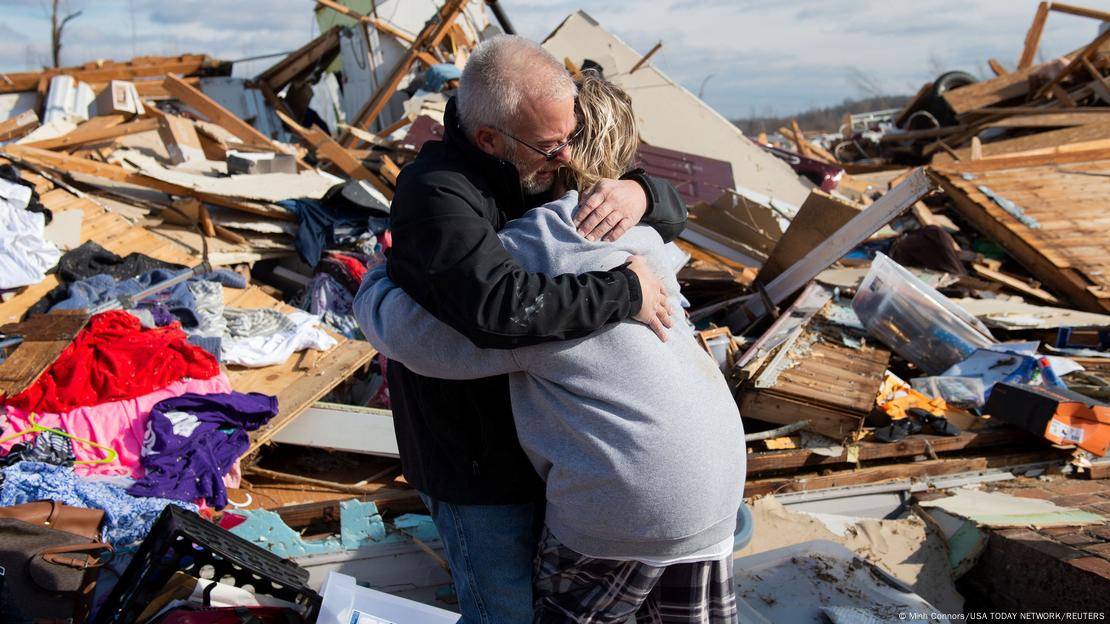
top-left (733, 95), bottom-right (912, 135)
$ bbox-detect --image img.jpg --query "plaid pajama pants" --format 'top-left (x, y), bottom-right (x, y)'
top-left (533, 527), bottom-right (738, 624)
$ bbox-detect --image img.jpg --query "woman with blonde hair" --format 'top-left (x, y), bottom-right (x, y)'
top-left (356, 71), bottom-right (745, 624)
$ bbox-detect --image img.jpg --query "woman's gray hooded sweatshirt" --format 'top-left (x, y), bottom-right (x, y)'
top-left (354, 190), bottom-right (746, 561)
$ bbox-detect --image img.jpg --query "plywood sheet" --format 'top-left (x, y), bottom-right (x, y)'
top-left (935, 159), bottom-right (1110, 314)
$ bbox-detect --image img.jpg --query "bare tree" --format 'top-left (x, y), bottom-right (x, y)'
top-left (50, 0), bottom-right (83, 68)
top-left (846, 66), bottom-right (886, 100)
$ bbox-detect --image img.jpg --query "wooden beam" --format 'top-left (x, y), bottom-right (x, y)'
top-left (744, 450), bottom-right (1070, 497)
top-left (1033, 27), bottom-right (1110, 99)
top-left (745, 427), bottom-right (1033, 476)
top-left (629, 41), bottom-right (663, 74)
top-left (988, 58), bottom-right (1009, 76)
top-left (1018, 2), bottom-right (1051, 70)
top-left (377, 112), bottom-right (416, 138)
top-left (0, 110), bottom-right (39, 142)
top-left (256, 25), bottom-right (342, 92)
top-left (0, 54), bottom-right (226, 94)
top-left (931, 146), bottom-right (1110, 173)
top-left (1049, 2), bottom-right (1110, 22)
top-left (162, 73), bottom-right (277, 151)
top-left (314, 0), bottom-right (416, 44)
top-left (2, 144), bottom-right (295, 221)
top-left (971, 263), bottom-right (1060, 304)
top-left (275, 109), bottom-right (393, 199)
top-left (25, 117), bottom-right (158, 150)
top-left (342, 0), bottom-right (467, 144)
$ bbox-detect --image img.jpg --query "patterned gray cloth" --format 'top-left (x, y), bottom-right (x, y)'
top-left (223, 307), bottom-right (297, 339)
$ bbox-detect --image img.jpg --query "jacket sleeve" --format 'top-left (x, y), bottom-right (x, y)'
top-left (353, 267), bottom-right (523, 379)
top-left (387, 174), bottom-right (642, 349)
top-left (621, 169), bottom-right (688, 243)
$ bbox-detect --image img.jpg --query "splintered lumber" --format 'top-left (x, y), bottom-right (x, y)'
top-left (342, 0), bottom-right (467, 144)
top-left (157, 115), bottom-right (205, 165)
top-left (275, 109), bottom-right (393, 198)
top-left (740, 338), bottom-right (891, 443)
top-left (933, 120), bottom-right (1110, 164)
top-left (1017, 2), bottom-right (1051, 70)
top-left (971, 263), bottom-right (1060, 304)
top-left (933, 159), bottom-right (1110, 314)
top-left (162, 74), bottom-right (277, 151)
top-left (25, 117), bottom-right (158, 150)
top-left (315, 0), bottom-right (417, 44)
top-left (0, 54), bottom-right (228, 95)
top-left (745, 428), bottom-right (1033, 477)
top-left (1034, 27), bottom-right (1110, 99)
top-left (2, 144), bottom-right (295, 221)
top-left (757, 190), bottom-right (861, 285)
top-left (725, 168), bottom-right (932, 327)
top-left (0, 110), bottom-right (40, 142)
top-left (257, 25), bottom-right (343, 93)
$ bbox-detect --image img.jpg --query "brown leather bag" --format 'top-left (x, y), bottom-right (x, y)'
top-left (0, 501), bottom-right (113, 622)
top-left (0, 499), bottom-right (105, 540)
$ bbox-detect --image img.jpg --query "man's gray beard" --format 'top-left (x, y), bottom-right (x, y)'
top-left (506, 143), bottom-right (554, 195)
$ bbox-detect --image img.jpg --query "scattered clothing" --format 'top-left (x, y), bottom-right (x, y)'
top-left (316, 250), bottom-right (375, 295)
top-left (0, 461), bottom-right (196, 546)
top-left (280, 180), bottom-right (389, 267)
top-left (0, 176), bottom-right (60, 290)
top-left (221, 311), bottom-right (336, 368)
top-left (130, 392), bottom-right (277, 508)
top-left (1, 374), bottom-right (233, 478)
top-left (2, 310), bottom-right (221, 414)
top-left (295, 273), bottom-right (361, 339)
top-left (0, 430), bottom-right (75, 467)
top-left (533, 527), bottom-right (738, 624)
top-left (48, 267), bottom-right (246, 324)
top-left (26, 241), bottom-right (185, 317)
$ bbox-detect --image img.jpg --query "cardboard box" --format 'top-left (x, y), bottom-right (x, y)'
top-left (94, 80), bottom-right (144, 116)
top-left (985, 383), bottom-right (1110, 456)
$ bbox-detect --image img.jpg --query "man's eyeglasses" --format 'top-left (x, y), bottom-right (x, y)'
top-left (496, 125), bottom-right (584, 161)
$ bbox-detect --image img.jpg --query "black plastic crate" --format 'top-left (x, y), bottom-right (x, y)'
top-left (93, 505), bottom-right (320, 623)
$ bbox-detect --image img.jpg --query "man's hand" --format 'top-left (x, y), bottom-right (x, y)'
top-left (626, 255), bottom-right (672, 342)
top-left (575, 178), bottom-right (648, 242)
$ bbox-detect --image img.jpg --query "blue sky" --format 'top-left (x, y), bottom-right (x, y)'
top-left (0, 0), bottom-right (1103, 118)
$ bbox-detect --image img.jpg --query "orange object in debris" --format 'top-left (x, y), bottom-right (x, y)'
top-left (986, 383), bottom-right (1110, 457)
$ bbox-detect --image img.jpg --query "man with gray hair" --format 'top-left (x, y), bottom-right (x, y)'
top-left (378, 35), bottom-right (687, 623)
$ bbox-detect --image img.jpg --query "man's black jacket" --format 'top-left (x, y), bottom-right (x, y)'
top-left (384, 97), bottom-right (687, 504)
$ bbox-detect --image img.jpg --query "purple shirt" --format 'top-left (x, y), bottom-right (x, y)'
top-left (129, 392), bottom-right (277, 508)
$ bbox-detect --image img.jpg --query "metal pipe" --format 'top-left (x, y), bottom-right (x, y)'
top-left (90, 261), bottom-right (213, 315)
top-left (485, 0), bottom-right (515, 35)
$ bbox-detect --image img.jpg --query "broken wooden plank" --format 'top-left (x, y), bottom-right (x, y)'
top-left (757, 190), bottom-right (862, 285)
top-left (157, 115), bottom-right (205, 165)
top-left (725, 168), bottom-right (933, 327)
top-left (257, 26), bottom-right (343, 93)
top-left (746, 427), bottom-right (1033, 476)
top-left (276, 109), bottom-right (393, 199)
top-left (2, 144), bottom-right (295, 221)
top-left (0, 54), bottom-right (228, 94)
top-left (342, 0), bottom-right (467, 143)
top-left (1017, 2), bottom-right (1050, 70)
top-left (972, 263), bottom-right (1060, 304)
top-left (163, 73), bottom-right (277, 151)
top-left (0, 110), bottom-right (40, 142)
top-left (25, 117), bottom-right (157, 151)
top-left (314, 0), bottom-right (417, 44)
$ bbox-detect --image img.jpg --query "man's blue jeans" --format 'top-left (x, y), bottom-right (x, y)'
top-left (420, 492), bottom-right (542, 624)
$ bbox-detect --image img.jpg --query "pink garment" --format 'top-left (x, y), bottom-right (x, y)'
top-left (1, 373), bottom-right (232, 478)
top-left (222, 458), bottom-right (242, 490)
